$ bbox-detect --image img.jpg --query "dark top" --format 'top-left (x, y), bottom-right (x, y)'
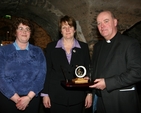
top-left (42, 40), bottom-right (91, 105)
top-left (92, 32), bottom-right (141, 113)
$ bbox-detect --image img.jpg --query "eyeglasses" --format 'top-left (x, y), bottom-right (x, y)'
top-left (17, 27), bottom-right (31, 32)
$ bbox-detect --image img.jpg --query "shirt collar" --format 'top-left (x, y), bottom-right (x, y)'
top-left (105, 32), bottom-right (118, 44)
top-left (13, 41), bottom-right (29, 50)
top-left (55, 38), bottom-right (81, 49)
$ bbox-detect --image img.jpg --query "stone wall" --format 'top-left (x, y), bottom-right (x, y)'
top-left (0, 0), bottom-right (141, 55)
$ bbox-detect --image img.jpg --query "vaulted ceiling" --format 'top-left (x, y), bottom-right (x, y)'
top-left (0, 0), bottom-right (141, 50)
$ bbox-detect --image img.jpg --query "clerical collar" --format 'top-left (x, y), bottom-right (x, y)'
top-left (106, 40), bottom-right (111, 43)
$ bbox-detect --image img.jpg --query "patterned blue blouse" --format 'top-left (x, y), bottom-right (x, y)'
top-left (0, 43), bottom-right (46, 99)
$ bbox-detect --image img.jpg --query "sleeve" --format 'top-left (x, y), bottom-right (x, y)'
top-left (84, 43), bottom-right (92, 94)
top-left (84, 43), bottom-right (91, 73)
top-left (106, 39), bottom-right (141, 92)
top-left (91, 42), bottom-right (99, 80)
top-left (41, 43), bottom-right (52, 94)
top-left (0, 47), bottom-right (16, 98)
top-left (31, 48), bottom-right (47, 95)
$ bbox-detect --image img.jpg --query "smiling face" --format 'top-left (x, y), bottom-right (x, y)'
top-left (96, 11), bottom-right (117, 40)
top-left (61, 21), bottom-right (76, 39)
top-left (15, 23), bottom-right (31, 44)
top-left (59, 15), bottom-right (77, 39)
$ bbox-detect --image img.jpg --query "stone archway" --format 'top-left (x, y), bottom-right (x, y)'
top-left (0, 0), bottom-right (63, 41)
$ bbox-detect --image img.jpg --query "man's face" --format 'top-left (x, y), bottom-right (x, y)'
top-left (96, 11), bottom-right (117, 40)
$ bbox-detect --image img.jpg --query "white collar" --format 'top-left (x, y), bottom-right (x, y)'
top-left (106, 40), bottom-right (111, 43)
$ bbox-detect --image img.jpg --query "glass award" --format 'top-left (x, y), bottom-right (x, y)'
top-left (72, 65), bottom-right (88, 84)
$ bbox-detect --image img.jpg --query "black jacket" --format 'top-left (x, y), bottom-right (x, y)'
top-left (92, 32), bottom-right (141, 113)
top-left (42, 40), bottom-right (91, 105)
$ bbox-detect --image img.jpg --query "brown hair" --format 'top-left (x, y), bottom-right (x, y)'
top-left (12, 17), bottom-right (34, 38)
top-left (59, 15), bottom-right (76, 31)
top-left (58, 15), bottom-right (77, 38)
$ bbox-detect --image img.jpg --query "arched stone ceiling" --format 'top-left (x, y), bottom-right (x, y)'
top-left (0, 0), bottom-right (141, 49)
top-left (0, 0), bottom-right (62, 41)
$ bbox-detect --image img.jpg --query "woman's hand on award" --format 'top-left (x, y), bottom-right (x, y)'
top-left (83, 76), bottom-right (90, 80)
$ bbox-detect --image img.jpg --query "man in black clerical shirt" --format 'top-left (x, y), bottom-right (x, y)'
top-left (90, 10), bottom-right (141, 113)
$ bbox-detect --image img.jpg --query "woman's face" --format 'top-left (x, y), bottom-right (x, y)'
top-left (61, 22), bottom-right (76, 39)
top-left (15, 23), bottom-right (31, 44)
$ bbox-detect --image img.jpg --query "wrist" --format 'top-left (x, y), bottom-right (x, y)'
top-left (27, 91), bottom-right (35, 100)
top-left (87, 93), bottom-right (92, 96)
top-left (27, 95), bottom-right (32, 100)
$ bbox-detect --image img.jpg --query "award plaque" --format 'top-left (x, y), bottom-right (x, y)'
top-left (61, 65), bottom-right (94, 87)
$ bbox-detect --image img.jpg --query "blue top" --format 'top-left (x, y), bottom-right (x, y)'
top-left (13, 41), bottom-right (29, 50)
top-left (0, 43), bottom-right (46, 99)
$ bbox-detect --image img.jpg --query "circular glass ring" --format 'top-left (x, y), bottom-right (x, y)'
top-left (75, 66), bottom-right (86, 78)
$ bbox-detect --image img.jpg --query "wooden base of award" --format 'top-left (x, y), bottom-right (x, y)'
top-left (72, 78), bottom-right (88, 84)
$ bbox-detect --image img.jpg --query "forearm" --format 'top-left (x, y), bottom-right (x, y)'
top-left (27, 91), bottom-right (35, 100)
top-left (10, 93), bottom-right (20, 103)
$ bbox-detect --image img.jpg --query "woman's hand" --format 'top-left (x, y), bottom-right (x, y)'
top-left (16, 96), bottom-right (31, 110)
top-left (85, 93), bottom-right (92, 108)
top-left (83, 76), bottom-right (90, 80)
top-left (16, 91), bottom-right (35, 110)
top-left (43, 96), bottom-right (51, 108)
top-left (10, 93), bottom-right (20, 103)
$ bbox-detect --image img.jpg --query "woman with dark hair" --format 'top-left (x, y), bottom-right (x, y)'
top-left (41, 15), bottom-right (92, 113)
top-left (0, 17), bottom-right (46, 113)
